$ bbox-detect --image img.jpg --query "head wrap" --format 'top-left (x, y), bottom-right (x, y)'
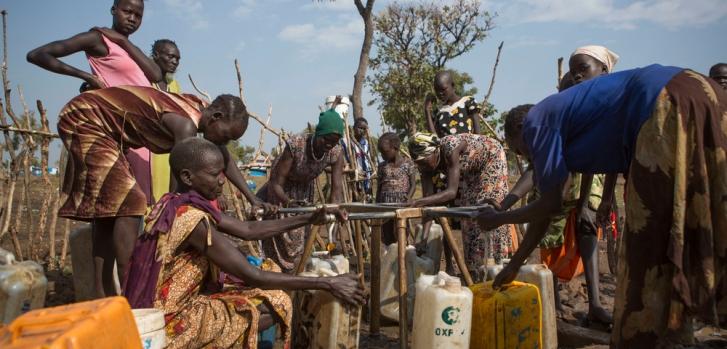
top-left (408, 132), bottom-right (440, 161)
top-left (314, 109), bottom-right (345, 138)
top-left (571, 45), bottom-right (620, 73)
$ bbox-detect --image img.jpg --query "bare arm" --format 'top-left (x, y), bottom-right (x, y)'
top-left (184, 221), bottom-right (364, 306)
top-left (424, 94), bottom-right (437, 134)
top-left (268, 146), bottom-right (294, 205)
top-left (407, 170), bottom-right (417, 200)
top-left (219, 145), bottom-right (264, 206)
top-left (471, 112), bottom-right (482, 134)
top-left (493, 217), bottom-right (551, 287)
top-left (498, 169), bottom-right (534, 211)
top-left (412, 144), bottom-right (465, 207)
top-left (92, 27), bottom-right (162, 83)
top-left (26, 31), bottom-right (106, 87)
top-left (596, 173), bottom-right (618, 227)
top-left (328, 154), bottom-right (345, 203)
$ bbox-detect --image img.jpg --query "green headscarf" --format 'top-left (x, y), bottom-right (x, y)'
top-left (315, 109), bottom-right (344, 138)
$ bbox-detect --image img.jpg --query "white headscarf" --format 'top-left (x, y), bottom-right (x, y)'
top-left (571, 45), bottom-right (620, 73)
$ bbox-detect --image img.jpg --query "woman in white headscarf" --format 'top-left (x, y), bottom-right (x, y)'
top-left (569, 45), bottom-right (620, 82)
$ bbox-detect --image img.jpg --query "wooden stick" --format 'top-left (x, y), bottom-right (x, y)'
top-left (59, 219), bottom-right (70, 268)
top-left (369, 219), bottom-right (382, 334)
top-left (396, 216), bottom-right (408, 347)
top-left (436, 217), bottom-right (474, 286)
top-left (353, 219), bottom-right (365, 284)
top-left (295, 224), bottom-right (320, 275)
top-left (483, 41), bottom-right (504, 105)
top-left (36, 100), bottom-right (52, 261)
top-left (0, 125), bottom-right (58, 138)
top-left (187, 74), bottom-right (211, 102)
top-left (233, 60), bottom-right (282, 137)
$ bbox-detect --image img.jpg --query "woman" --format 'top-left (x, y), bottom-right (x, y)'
top-left (256, 109), bottom-right (345, 273)
top-left (124, 138), bottom-right (364, 349)
top-left (409, 132), bottom-right (510, 279)
top-left (478, 64), bottom-right (727, 348)
top-left (57, 85), bottom-right (271, 298)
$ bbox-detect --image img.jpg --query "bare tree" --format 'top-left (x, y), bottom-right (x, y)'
top-left (352, 0), bottom-right (375, 121)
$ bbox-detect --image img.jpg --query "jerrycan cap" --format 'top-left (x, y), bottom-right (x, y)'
top-left (444, 276), bottom-right (461, 291)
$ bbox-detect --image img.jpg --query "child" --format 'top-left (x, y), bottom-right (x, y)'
top-left (376, 132), bottom-right (417, 244)
top-left (123, 137), bottom-right (364, 349)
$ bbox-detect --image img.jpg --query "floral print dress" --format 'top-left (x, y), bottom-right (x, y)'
top-left (440, 134), bottom-right (511, 270)
top-left (377, 157), bottom-right (417, 204)
top-left (256, 134), bottom-right (342, 273)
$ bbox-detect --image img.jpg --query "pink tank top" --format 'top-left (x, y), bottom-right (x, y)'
top-left (86, 33), bottom-right (151, 88)
top-left (87, 33), bottom-right (153, 204)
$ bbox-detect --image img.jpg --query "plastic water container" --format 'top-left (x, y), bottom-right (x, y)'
top-left (294, 254), bottom-right (360, 348)
top-left (132, 309), bottom-right (166, 349)
top-left (380, 223), bottom-right (443, 323)
top-left (70, 225), bottom-right (120, 300)
top-left (0, 248), bottom-right (47, 323)
top-left (470, 281), bottom-right (542, 349)
top-left (486, 263), bottom-right (557, 349)
top-left (0, 296), bottom-right (142, 349)
top-left (412, 271), bottom-right (473, 349)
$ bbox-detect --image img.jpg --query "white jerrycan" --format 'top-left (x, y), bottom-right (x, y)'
top-left (295, 254), bottom-right (360, 349)
top-left (412, 271), bottom-right (472, 349)
top-left (487, 262), bottom-right (558, 349)
top-left (0, 248), bottom-right (47, 323)
top-left (70, 225), bottom-right (120, 300)
top-left (380, 223), bottom-right (443, 323)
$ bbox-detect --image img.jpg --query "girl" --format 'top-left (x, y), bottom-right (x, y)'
top-left (375, 132), bottom-right (417, 244)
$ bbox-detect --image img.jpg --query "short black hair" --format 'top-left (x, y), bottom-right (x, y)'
top-left (151, 39), bottom-right (177, 55)
top-left (208, 94), bottom-right (249, 129)
top-left (169, 138), bottom-right (223, 179)
top-left (710, 63), bottom-right (727, 77)
top-left (354, 117), bottom-right (368, 127)
top-left (504, 104), bottom-right (534, 140)
top-left (378, 132), bottom-right (400, 148)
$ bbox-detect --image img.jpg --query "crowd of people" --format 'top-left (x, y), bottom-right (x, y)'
top-left (24, 0), bottom-right (726, 348)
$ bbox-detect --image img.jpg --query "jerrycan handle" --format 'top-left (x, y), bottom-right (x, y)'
top-left (0, 247), bottom-right (15, 265)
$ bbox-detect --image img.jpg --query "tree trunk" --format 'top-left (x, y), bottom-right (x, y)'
top-left (352, 0), bottom-right (375, 121)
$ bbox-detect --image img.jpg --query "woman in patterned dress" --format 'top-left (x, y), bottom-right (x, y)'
top-left (256, 109), bottom-right (345, 273)
top-left (409, 132), bottom-right (511, 280)
top-left (124, 138), bottom-right (364, 349)
top-left (57, 85), bottom-right (271, 297)
top-left (376, 132), bottom-right (418, 244)
top-left (480, 65), bottom-right (727, 348)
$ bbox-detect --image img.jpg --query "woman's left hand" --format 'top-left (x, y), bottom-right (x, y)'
top-left (310, 206), bottom-right (348, 225)
top-left (476, 206), bottom-right (503, 231)
top-left (251, 201), bottom-right (278, 218)
top-left (91, 27), bottom-right (128, 45)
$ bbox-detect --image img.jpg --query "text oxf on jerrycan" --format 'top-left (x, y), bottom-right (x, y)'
top-left (412, 271), bottom-right (473, 349)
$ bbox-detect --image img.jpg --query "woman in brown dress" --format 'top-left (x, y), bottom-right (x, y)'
top-left (58, 85), bottom-right (270, 297)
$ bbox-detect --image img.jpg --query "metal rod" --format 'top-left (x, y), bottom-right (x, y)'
top-left (397, 217), bottom-right (408, 348)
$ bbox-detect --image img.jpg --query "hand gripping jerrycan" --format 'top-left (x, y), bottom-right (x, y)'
top-left (380, 223), bottom-right (443, 323)
top-left (486, 262), bottom-right (557, 349)
top-left (293, 254), bottom-right (360, 349)
top-left (0, 248), bottom-right (47, 323)
top-left (412, 271), bottom-right (473, 349)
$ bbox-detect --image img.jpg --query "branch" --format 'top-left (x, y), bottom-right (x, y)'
top-left (0, 125), bottom-right (58, 138)
top-left (187, 74), bottom-right (211, 102)
top-left (478, 115), bottom-right (503, 144)
top-left (483, 41), bottom-right (503, 105)
top-left (234, 59), bottom-right (281, 137)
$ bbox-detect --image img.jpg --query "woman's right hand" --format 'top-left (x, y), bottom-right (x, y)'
top-left (83, 74), bottom-right (106, 90)
top-left (326, 273), bottom-right (365, 307)
top-left (425, 93), bottom-right (436, 110)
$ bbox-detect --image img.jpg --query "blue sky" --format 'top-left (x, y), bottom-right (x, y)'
top-left (3, 0), bottom-right (726, 163)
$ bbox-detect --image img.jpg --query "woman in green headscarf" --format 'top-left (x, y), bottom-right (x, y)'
top-left (255, 109), bottom-right (346, 273)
